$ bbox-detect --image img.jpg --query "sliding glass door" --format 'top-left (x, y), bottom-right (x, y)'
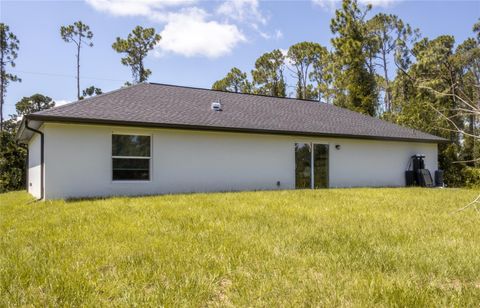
top-left (313, 144), bottom-right (329, 188)
top-left (295, 143), bottom-right (312, 189)
top-left (295, 143), bottom-right (329, 189)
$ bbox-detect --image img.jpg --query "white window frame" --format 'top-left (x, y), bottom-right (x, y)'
top-left (111, 133), bottom-right (152, 183)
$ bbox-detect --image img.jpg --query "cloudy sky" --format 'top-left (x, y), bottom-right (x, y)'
top-left (1, 0), bottom-right (479, 116)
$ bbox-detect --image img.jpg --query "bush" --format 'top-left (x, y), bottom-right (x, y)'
top-left (0, 131), bottom-right (26, 193)
top-left (461, 166), bottom-right (480, 188)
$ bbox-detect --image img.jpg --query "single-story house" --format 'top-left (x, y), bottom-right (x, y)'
top-left (17, 83), bottom-right (445, 200)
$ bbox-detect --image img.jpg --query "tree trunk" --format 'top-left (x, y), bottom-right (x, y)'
top-left (139, 60), bottom-right (144, 83)
top-left (0, 47), bottom-right (4, 132)
top-left (469, 113), bottom-right (476, 166)
top-left (76, 41), bottom-right (81, 100)
top-left (382, 48), bottom-right (391, 112)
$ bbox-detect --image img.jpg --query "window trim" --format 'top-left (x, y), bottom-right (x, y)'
top-left (111, 133), bottom-right (153, 183)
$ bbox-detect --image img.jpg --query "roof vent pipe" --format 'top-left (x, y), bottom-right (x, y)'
top-left (211, 101), bottom-right (222, 112)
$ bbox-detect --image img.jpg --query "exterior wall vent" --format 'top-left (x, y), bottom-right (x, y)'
top-left (211, 101), bottom-right (222, 112)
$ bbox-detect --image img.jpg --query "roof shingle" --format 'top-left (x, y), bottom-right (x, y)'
top-left (27, 83), bottom-right (445, 143)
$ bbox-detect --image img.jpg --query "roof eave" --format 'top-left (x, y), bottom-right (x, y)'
top-left (27, 114), bottom-right (449, 144)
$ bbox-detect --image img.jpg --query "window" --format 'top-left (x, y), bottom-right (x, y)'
top-left (112, 134), bottom-right (151, 181)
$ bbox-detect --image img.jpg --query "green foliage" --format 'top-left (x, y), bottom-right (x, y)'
top-left (15, 94), bottom-right (55, 116)
top-left (330, 0), bottom-right (378, 116)
top-left (251, 49), bottom-right (286, 97)
top-left (366, 13), bottom-right (418, 112)
top-left (60, 21), bottom-right (93, 45)
top-left (212, 67), bottom-right (252, 93)
top-left (287, 41), bottom-right (329, 100)
top-left (0, 117), bottom-right (26, 192)
top-left (473, 19), bottom-right (480, 42)
top-left (0, 94), bottom-right (55, 192)
top-left (438, 143), bottom-right (465, 187)
top-left (1, 188), bottom-right (480, 306)
top-left (80, 85), bottom-right (102, 100)
top-left (461, 166), bottom-right (480, 187)
top-left (112, 26), bottom-right (161, 84)
top-left (0, 23), bottom-right (21, 130)
top-left (60, 21), bottom-right (94, 100)
top-left (309, 47), bottom-right (334, 103)
top-left (387, 29), bottom-right (480, 186)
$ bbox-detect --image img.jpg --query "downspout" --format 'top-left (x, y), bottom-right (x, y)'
top-left (24, 119), bottom-right (44, 200)
top-left (25, 147), bottom-right (29, 191)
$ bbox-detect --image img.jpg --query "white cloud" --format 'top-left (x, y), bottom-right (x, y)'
top-left (216, 0), bottom-right (267, 26)
top-left (259, 29), bottom-right (283, 40)
top-left (54, 99), bottom-right (72, 107)
top-left (85, 0), bottom-right (257, 57)
top-left (155, 8), bottom-right (246, 58)
top-left (311, 0), bottom-right (337, 11)
top-left (359, 0), bottom-right (398, 7)
top-left (85, 0), bottom-right (195, 18)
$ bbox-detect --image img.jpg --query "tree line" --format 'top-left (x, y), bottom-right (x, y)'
top-left (212, 0), bottom-right (480, 186)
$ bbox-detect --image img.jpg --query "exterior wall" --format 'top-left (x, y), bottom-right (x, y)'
top-left (41, 123), bottom-right (438, 199)
top-left (27, 132), bottom-right (42, 199)
top-left (328, 138), bottom-right (437, 187)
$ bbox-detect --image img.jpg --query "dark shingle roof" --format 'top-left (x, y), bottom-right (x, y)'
top-left (27, 83), bottom-right (445, 143)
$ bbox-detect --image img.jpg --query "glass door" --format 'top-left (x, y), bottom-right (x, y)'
top-left (295, 143), bottom-right (329, 189)
top-left (295, 143), bottom-right (312, 189)
top-left (313, 144), bottom-right (329, 188)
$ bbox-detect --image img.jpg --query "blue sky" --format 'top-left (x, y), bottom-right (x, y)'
top-left (1, 0), bottom-right (479, 117)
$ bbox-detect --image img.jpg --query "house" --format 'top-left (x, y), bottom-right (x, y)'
top-left (17, 83), bottom-right (445, 200)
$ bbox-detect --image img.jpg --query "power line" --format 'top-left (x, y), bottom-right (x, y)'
top-left (11, 70), bottom-right (125, 82)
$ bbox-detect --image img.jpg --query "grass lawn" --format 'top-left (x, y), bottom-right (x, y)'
top-left (1, 188), bottom-right (479, 306)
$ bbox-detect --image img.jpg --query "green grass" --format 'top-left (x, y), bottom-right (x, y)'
top-left (1, 188), bottom-right (479, 306)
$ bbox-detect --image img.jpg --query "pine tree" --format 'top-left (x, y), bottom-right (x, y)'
top-left (0, 23), bottom-right (20, 131)
top-left (60, 21), bottom-right (94, 100)
top-left (330, 0), bottom-right (378, 116)
top-left (112, 26), bottom-right (161, 84)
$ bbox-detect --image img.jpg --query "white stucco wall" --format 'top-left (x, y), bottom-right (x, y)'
top-left (28, 132), bottom-right (42, 199)
top-left (37, 123), bottom-right (438, 199)
top-left (328, 138), bottom-right (437, 187)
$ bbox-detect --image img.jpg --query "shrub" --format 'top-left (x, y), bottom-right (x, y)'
top-left (461, 166), bottom-right (480, 188)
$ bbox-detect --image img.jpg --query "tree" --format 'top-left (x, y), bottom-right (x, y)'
top-left (310, 51), bottom-right (334, 103)
top-left (455, 37), bottom-right (480, 166)
top-left (473, 19), bottom-right (480, 42)
top-left (80, 85), bottom-right (102, 100)
top-left (112, 26), bottom-right (161, 84)
top-left (0, 23), bottom-right (20, 131)
top-left (60, 21), bottom-right (94, 100)
top-left (0, 118), bottom-right (26, 192)
top-left (330, 0), bottom-right (378, 116)
top-left (212, 67), bottom-right (252, 93)
top-left (287, 42), bottom-right (328, 100)
top-left (15, 94), bottom-right (55, 116)
top-left (388, 33), bottom-right (479, 186)
top-left (366, 13), bottom-right (418, 113)
top-left (0, 94), bottom-right (55, 192)
top-left (251, 49), bottom-right (286, 97)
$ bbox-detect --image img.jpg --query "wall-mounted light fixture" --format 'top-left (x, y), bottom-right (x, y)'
top-left (335, 144), bottom-right (341, 150)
